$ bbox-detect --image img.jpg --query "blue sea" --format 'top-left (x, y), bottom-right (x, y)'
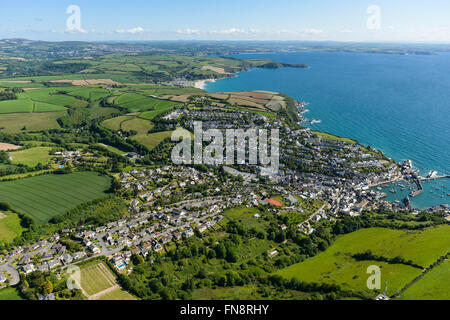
top-left (205, 51), bottom-right (450, 209)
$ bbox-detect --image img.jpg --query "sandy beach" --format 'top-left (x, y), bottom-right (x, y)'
top-left (194, 79), bottom-right (216, 90)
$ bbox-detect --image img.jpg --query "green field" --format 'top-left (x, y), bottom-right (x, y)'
top-left (0, 112), bottom-right (64, 133)
top-left (0, 88), bottom-right (87, 114)
top-left (120, 117), bottom-right (154, 135)
top-left (9, 147), bottom-right (53, 167)
top-left (0, 172), bottom-right (111, 224)
top-left (101, 115), bottom-right (133, 131)
top-left (102, 115), bottom-right (153, 135)
top-left (275, 226), bottom-right (450, 297)
top-left (114, 92), bottom-right (180, 116)
top-left (131, 131), bottom-right (173, 150)
top-left (399, 260), bottom-right (450, 300)
top-left (312, 131), bottom-right (357, 144)
top-left (62, 87), bottom-right (111, 100)
top-left (0, 99), bottom-right (33, 113)
top-left (0, 287), bottom-right (24, 300)
top-left (0, 211), bottom-right (25, 243)
top-left (18, 88), bottom-right (79, 106)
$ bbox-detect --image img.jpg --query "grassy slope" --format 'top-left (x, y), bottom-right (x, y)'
top-left (399, 260), bottom-right (450, 300)
top-left (275, 226), bottom-right (450, 297)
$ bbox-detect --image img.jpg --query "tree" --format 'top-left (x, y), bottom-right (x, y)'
top-left (42, 280), bottom-right (54, 294)
top-left (226, 248), bottom-right (238, 263)
top-left (215, 244), bottom-right (226, 259)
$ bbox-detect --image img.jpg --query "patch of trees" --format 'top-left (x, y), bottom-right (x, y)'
top-left (0, 88), bottom-right (19, 101)
top-left (352, 250), bottom-right (423, 269)
top-left (42, 62), bottom-right (91, 74)
top-left (267, 274), bottom-right (341, 296)
top-left (332, 212), bottom-right (446, 235)
top-left (90, 124), bottom-right (147, 155)
top-left (20, 271), bottom-right (84, 300)
top-left (140, 138), bottom-right (176, 165)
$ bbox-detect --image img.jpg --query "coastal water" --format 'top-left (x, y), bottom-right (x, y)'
top-left (205, 51), bottom-right (450, 209)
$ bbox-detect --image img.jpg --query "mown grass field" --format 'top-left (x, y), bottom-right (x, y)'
top-left (80, 262), bottom-right (117, 296)
top-left (131, 131), bottom-right (173, 151)
top-left (0, 211), bottom-right (25, 243)
top-left (79, 261), bottom-right (136, 300)
top-left (399, 260), bottom-right (450, 300)
top-left (9, 147), bottom-right (53, 167)
top-left (0, 172), bottom-right (111, 224)
top-left (275, 226), bottom-right (450, 297)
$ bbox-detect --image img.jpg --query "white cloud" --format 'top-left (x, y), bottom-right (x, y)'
top-left (209, 28), bottom-right (246, 35)
top-left (176, 28), bottom-right (200, 35)
top-left (115, 27), bottom-right (145, 34)
top-left (299, 28), bottom-right (323, 35)
top-left (340, 29), bottom-right (353, 33)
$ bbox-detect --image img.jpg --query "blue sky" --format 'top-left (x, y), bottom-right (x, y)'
top-left (1, 0), bottom-right (450, 42)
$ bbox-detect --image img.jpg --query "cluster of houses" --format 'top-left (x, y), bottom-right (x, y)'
top-left (0, 233), bottom-right (88, 276)
top-left (67, 196), bottom-right (228, 272)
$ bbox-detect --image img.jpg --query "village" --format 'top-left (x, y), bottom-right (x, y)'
top-left (1, 100), bottom-right (448, 299)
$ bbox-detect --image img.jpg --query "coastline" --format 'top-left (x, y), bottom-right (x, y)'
top-left (203, 56), bottom-right (449, 210)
